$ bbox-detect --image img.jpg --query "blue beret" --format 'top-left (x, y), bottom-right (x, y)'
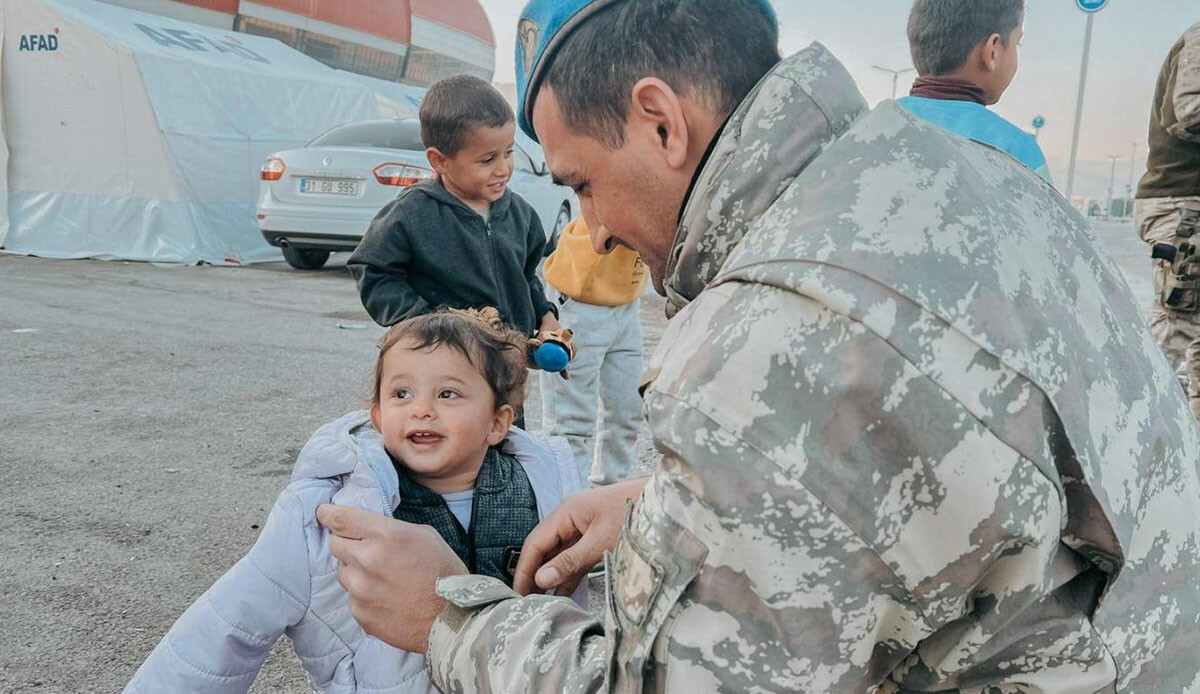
top-left (515, 0), bottom-right (779, 142)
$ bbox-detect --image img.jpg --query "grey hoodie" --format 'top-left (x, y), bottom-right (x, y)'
top-left (348, 179), bottom-right (556, 332)
top-left (124, 412), bottom-right (581, 693)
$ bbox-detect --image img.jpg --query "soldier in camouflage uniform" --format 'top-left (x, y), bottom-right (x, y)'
top-left (1136, 21), bottom-right (1200, 422)
top-left (320, 1), bottom-right (1200, 691)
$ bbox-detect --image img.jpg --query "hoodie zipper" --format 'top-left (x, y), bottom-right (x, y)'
top-left (484, 221), bottom-right (512, 325)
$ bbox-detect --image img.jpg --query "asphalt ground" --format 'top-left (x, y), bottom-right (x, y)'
top-left (0, 219), bottom-right (1142, 693)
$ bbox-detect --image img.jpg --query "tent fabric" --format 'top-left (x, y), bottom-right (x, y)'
top-left (1, 0), bottom-right (381, 264)
top-left (0, 1), bottom-right (8, 249)
top-left (335, 69), bottom-right (423, 120)
top-left (246, 0), bottom-right (415, 46)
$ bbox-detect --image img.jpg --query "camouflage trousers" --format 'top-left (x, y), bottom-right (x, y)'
top-left (1137, 195), bottom-right (1200, 421)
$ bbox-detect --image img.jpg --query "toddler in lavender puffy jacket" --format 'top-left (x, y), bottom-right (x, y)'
top-left (124, 309), bottom-right (582, 693)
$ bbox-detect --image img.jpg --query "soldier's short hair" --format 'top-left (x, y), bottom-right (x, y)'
top-left (543, 0), bottom-right (781, 149)
top-left (420, 75), bottom-right (514, 156)
top-left (907, 0), bottom-right (1025, 76)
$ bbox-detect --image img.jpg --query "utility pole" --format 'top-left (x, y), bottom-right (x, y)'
top-left (1066, 0), bottom-right (1110, 199)
top-left (1065, 13), bottom-right (1096, 199)
top-left (872, 65), bottom-right (916, 100)
top-left (1106, 154), bottom-right (1120, 219)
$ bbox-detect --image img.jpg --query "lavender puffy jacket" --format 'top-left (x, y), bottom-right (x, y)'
top-left (124, 411), bottom-right (581, 693)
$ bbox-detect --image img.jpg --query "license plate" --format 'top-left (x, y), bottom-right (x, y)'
top-left (299, 178), bottom-right (359, 196)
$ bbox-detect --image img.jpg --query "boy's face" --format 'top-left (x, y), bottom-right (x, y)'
top-left (371, 340), bottom-right (514, 494)
top-left (427, 122), bottom-right (517, 210)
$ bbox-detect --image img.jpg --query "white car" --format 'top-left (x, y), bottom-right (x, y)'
top-left (257, 118), bottom-right (576, 270)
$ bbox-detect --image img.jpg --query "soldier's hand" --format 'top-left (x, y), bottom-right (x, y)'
top-left (317, 504), bottom-right (467, 653)
top-left (513, 478), bottom-right (649, 596)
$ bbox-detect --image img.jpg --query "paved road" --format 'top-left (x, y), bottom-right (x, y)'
top-left (0, 218), bottom-right (1143, 693)
top-left (1092, 218), bottom-right (1151, 310)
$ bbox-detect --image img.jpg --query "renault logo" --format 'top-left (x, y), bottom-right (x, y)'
top-left (322, 155), bottom-right (332, 167)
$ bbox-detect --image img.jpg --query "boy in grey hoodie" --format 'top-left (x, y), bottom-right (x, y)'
top-left (349, 76), bottom-right (560, 341)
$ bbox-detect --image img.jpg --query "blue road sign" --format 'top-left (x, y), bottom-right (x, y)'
top-left (1076, 0), bottom-right (1108, 12)
top-left (1032, 116), bottom-right (1046, 130)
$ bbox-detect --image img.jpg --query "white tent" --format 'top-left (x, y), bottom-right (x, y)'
top-left (336, 70), bottom-right (425, 121)
top-left (0, 0), bottom-right (381, 264)
top-left (0, 1), bottom-right (10, 250)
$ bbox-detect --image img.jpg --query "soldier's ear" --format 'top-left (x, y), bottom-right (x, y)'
top-left (628, 77), bottom-right (690, 170)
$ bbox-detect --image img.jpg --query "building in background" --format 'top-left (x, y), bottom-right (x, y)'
top-left (94, 0), bottom-right (494, 86)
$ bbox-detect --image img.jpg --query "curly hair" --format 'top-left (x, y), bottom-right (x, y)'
top-left (371, 307), bottom-right (528, 411)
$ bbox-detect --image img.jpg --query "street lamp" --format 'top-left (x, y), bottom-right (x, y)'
top-left (872, 65), bottom-right (916, 100)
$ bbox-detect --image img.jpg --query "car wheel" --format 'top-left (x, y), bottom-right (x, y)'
top-left (281, 245), bottom-right (331, 270)
top-left (553, 203), bottom-right (571, 240)
top-left (545, 203), bottom-right (571, 257)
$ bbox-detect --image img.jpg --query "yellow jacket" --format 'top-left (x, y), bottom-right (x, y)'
top-left (543, 218), bottom-right (647, 306)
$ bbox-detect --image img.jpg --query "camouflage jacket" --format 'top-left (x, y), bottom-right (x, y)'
top-left (426, 44), bottom-right (1200, 693)
top-left (1140, 21), bottom-right (1200, 198)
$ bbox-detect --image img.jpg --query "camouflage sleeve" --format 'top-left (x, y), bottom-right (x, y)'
top-left (635, 280), bottom-right (1072, 690)
top-left (428, 277), bottom-right (1076, 691)
top-left (427, 575), bottom-right (607, 693)
top-left (1170, 23), bottom-right (1200, 141)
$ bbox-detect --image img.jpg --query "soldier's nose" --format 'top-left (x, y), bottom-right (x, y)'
top-left (591, 225), bottom-right (616, 255)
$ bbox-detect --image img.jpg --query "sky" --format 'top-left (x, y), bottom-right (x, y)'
top-left (480, 0), bottom-right (1200, 200)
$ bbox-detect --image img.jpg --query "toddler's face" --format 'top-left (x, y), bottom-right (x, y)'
top-left (371, 340), bottom-right (513, 493)
top-left (431, 122), bottom-right (517, 209)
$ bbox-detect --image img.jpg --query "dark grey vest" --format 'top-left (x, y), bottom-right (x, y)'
top-left (392, 448), bottom-right (539, 586)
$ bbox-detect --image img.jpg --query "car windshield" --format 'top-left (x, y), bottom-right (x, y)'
top-left (308, 120), bottom-right (424, 151)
